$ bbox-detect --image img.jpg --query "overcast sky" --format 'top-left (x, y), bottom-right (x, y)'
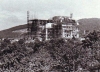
top-left (0, 0), bottom-right (100, 30)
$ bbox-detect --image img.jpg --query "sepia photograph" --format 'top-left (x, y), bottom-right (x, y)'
top-left (0, 0), bottom-right (100, 72)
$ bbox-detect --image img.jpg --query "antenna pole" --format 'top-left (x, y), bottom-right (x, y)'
top-left (27, 11), bottom-right (30, 38)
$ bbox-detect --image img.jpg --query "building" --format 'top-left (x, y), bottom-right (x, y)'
top-left (28, 15), bottom-right (79, 41)
top-left (45, 16), bottom-right (79, 40)
top-left (28, 19), bottom-right (53, 40)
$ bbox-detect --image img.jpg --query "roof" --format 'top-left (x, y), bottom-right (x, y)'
top-left (29, 19), bottom-right (52, 21)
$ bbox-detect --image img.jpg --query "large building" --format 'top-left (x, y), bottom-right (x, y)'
top-left (28, 15), bottom-right (79, 41)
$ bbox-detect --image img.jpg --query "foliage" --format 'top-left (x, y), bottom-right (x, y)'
top-left (0, 30), bottom-right (100, 72)
top-left (81, 30), bottom-right (100, 71)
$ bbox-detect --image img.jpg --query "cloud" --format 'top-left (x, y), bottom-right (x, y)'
top-left (0, 11), bottom-right (25, 30)
top-left (0, 0), bottom-right (100, 30)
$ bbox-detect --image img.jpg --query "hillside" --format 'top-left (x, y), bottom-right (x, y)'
top-left (78, 18), bottom-right (100, 33)
top-left (0, 24), bottom-right (27, 38)
top-left (0, 18), bottom-right (100, 38)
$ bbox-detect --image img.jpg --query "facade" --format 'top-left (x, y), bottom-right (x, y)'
top-left (28, 19), bottom-right (53, 40)
top-left (61, 23), bottom-right (79, 39)
top-left (28, 16), bottom-right (79, 41)
top-left (45, 16), bottom-right (79, 40)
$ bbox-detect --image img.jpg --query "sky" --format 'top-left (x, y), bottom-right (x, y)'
top-left (0, 0), bottom-right (100, 30)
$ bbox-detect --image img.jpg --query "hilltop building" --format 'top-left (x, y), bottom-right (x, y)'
top-left (27, 15), bottom-right (79, 41)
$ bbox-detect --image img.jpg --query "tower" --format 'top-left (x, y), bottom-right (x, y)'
top-left (27, 11), bottom-right (30, 38)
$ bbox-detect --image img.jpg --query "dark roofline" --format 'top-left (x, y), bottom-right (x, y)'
top-left (29, 19), bottom-right (52, 21)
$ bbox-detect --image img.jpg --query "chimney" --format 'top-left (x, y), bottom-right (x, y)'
top-left (70, 13), bottom-right (73, 18)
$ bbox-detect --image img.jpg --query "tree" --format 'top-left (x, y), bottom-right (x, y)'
top-left (82, 30), bottom-right (100, 71)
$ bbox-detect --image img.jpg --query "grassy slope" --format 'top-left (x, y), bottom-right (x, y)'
top-left (0, 24), bottom-right (27, 38)
top-left (78, 18), bottom-right (100, 31)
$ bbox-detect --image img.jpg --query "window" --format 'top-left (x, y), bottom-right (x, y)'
top-left (64, 30), bottom-right (67, 32)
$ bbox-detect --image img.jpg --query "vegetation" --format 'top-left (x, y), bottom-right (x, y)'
top-left (0, 30), bottom-right (100, 72)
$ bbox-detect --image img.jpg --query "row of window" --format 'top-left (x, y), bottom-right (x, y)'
top-left (32, 21), bottom-right (52, 24)
top-left (64, 34), bottom-right (77, 37)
